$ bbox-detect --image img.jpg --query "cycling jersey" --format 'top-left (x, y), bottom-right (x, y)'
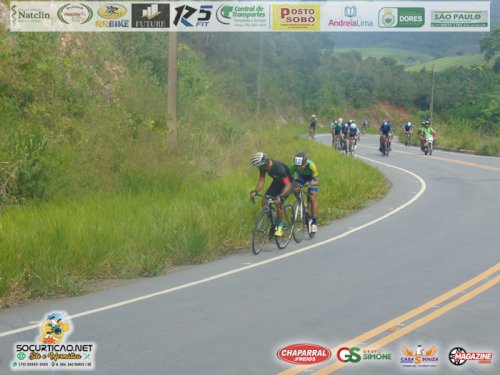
top-left (380, 123), bottom-right (392, 135)
top-left (404, 124), bottom-right (413, 132)
top-left (290, 160), bottom-right (319, 192)
top-left (310, 118), bottom-right (317, 129)
top-left (421, 127), bottom-right (435, 138)
top-left (348, 125), bottom-right (359, 137)
top-left (260, 160), bottom-right (293, 197)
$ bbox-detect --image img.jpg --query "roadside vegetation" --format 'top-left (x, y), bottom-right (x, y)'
top-left (0, 23), bottom-right (498, 306)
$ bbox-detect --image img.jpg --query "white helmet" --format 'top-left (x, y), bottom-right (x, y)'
top-left (350, 123), bottom-right (357, 129)
top-left (408, 122), bottom-right (412, 126)
top-left (251, 152), bottom-right (268, 167)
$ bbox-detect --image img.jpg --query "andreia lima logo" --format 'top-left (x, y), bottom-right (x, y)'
top-left (11, 312), bottom-right (96, 371)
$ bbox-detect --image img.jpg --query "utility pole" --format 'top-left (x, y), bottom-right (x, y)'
top-left (167, 32), bottom-right (178, 148)
top-left (429, 64), bottom-right (435, 123)
top-left (256, 33), bottom-right (263, 118)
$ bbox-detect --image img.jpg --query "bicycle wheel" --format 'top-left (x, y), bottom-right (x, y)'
top-left (292, 201), bottom-right (306, 243)
top-left (276, 204), bottom-right (293, 249)
top-left (252, 209), bottom-right (272, 255)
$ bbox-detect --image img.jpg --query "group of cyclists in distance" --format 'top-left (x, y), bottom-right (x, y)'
top-left (249, 115), bottom-right (437, 243)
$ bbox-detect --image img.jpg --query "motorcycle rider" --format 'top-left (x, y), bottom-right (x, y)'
top-left (419, 120), bottom-right (435, 151)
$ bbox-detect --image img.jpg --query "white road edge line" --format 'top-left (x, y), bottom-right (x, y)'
top-left (0, 157), bottom-right (426, 338)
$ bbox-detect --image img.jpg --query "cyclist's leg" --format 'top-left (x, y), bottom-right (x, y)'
top-left (309, 184), bottom-right (319, 232)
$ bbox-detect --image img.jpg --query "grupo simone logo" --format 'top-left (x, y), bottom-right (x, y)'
top-left (272, 4), bottom-right (320, 31)
top-left (11, 312), bottom-right (96, 371)
top-left (277, 343), bottom-right (331, 365)
top-left (57, 3), bottom-right (93, 24)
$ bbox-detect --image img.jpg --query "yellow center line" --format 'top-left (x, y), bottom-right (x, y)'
top-left (278, 263), bottom-right (499, 375)
top-left (313, 275), bottom-right (500, 374)
top-left (358, 143), bottom-right (500, 172)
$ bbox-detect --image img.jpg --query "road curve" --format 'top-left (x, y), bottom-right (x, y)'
top-left (0, 134), bottom-right (499, 374)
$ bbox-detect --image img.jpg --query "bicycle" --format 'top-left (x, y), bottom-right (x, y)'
top-left (380, 135), bottom-right (390, 157)
top-left (292, 184), bottom-right (316, 243)
top-left (404, 132), bottom-right (412, 147)
top-left (251, 194), bottom-right (294, 255)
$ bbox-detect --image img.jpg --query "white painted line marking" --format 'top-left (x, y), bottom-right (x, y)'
top-left (0, 156), bottom-right (427, 338)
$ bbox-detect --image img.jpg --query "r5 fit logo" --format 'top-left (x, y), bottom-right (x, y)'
top-left (337, 347), bottom-right (361, 363)
top-left (173, 5), bottom-right (212, 26)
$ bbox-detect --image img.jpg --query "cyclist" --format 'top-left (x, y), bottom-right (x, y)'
top-left (309, 114), bottom-right (317, 140)
top-left (250, 152), bottom-right (293, 237)
top-left (331, 120), bottom-right (342, 148)
top-left (403, 121), bottom-right (413, 146)
top-left (347, 120), bottom-right (360, 152)
top-left (341, 119), bottom-right (350, 150)
top-left (419, 120), bottom-right (435, 150)
top-left (290, 151), bottom-right (320, 233)
top-left (379, 119), bottom-right (393, 152)
top-left (362, 118), bottom-right (368, 135)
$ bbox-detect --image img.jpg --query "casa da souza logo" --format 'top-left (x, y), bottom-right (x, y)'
top-left (400, 344), bottom-right (439, 368)
top-left (11, 312), bottom-right (96, 371)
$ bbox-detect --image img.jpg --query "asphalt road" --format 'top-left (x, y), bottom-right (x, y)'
top-left (0, 134), bottom-right (499, 374)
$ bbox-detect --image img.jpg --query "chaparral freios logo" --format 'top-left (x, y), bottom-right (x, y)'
top-left (277, 343), bottom-right (331, 365)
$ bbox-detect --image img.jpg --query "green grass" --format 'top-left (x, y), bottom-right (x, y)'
top-left (0, 125), bottom-right (388, 307)
top-left (335, 48), bottom-right (434, 67)
top-left (407, 54), bottom-right (486, 72)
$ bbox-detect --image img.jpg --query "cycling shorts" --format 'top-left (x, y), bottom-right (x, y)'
top-left (294, 178), bottom-right (319, 193)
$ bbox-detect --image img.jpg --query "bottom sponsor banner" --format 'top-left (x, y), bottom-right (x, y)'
top-left (11, 312), bottom-right (96, 371)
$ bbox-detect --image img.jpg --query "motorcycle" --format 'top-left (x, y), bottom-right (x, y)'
top-left (422, 135), bottom-right (434, 155)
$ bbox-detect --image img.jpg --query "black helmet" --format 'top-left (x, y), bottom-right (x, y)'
top-left (294, 152), bottom-right (307, 166)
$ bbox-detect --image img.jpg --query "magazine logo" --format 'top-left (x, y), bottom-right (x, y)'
top-left (11, 4), bottom-right (51, 25)
top-left (400, 345), bottom-right (439, 368)
top-left (448, 347), bottom-right (493, 366)
top-left (57, 3), bottom-right (93, 25)
top-left (277, 343), bottom-right (331, 365)
top-left (131, 3), bottom-right (169, 28)
top-left (328, 5), bottom-right (373, 28)
top-left (10, 312), bottom-right (96, 371)
top-left (379, 8), bottom-right (425, 28)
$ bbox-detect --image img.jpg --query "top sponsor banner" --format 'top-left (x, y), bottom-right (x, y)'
top-left (9, 2), bottom-right (491, 32)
